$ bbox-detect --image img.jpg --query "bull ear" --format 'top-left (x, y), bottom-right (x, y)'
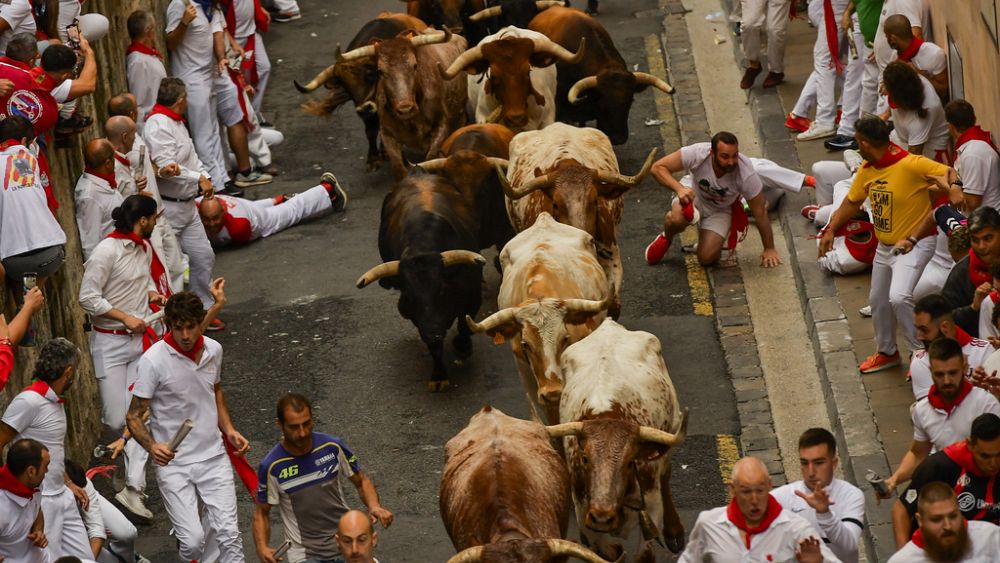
top-left (596, 180), bottom-right (632, 200)
top-left (639, 443), bottom-right (669, 461)
top-left (529, 53), bottom-right (558, 68)
top-left (584, 317), bottom-right (598, 330)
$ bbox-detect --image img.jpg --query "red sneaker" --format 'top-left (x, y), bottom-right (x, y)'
top-left (785, 113), bottom-right (812, 133)
top-left (645, 233), bottom-right (671, 265)
top-left (206, 318), bottom-right (226, 332)
top-left (800, 205), bottom-right (819, 221)
top-left (859, 351), bottom-right (900, 374)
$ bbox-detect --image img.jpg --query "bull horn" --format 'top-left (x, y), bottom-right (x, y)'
top-left (440, 250), bottom-right (487, 267)
top-left (562, 289), bottom-right (612, 315)
top-left (546, 539), bottom-right (617, 563)
top-left (633, 71), bottom-right (675, 94)
top-left (494, 163), bottom-right (514, 196)
top-left (415, 158), bottom-right (449, 172)
top-left (465, 307), bottom-right (518, 333)
top-left (411, 28), bottom-right (452, 48)
top-left (638, 408), bottom-right (689, 447)
top-left (339, 44), bottom-right (377, 62)
top-left (596, 147), bottom-right (659, 187)
top-left (356, 261), bottom-right (400, 288)
top-left (446, 546), bottom-right (484, 563)
top-left (567, 76), bottom-right (598, 104)
top-left (486, 157), bottom-right (509, 171)
top-left (535, 0), bottom-right (565, 9)
top-left (504, 173), bottom-right (553, 200)
top-left (294, 63), bottom-right (337, 93)
top-left (485, 105), bottom-right (504, 123)
top-left (441, 45), bottom-right (486, 79)
top-left (545, 421), bottom-right (584, 438)
top-left (532, 36), bottom-right (586, 64)
top-left (468, 5), bottom-right (502, 21)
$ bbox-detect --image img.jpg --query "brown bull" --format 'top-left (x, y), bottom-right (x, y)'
top-left (468, 0), bottom-right (564, 30)
top-left (340, 29), bottom-right (469, 180)
top-left (403, 0), bottom-right (490, 43)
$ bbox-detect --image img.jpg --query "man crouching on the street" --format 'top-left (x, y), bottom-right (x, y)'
top-left (644, 132), bottom-right (782, 268)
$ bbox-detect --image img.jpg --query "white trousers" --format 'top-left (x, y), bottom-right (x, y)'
top-left (814, 178), bottom-right (854, 227)
top-left (871, 238), bottom-right (935, 354)
top-left (240, 33), bottom-right (272, 114)
top-left (812, 160), bottom-right (853, 207)
top-left (791, 0), bottom-right (849, 124)
top-left (42, 488), bottom-right (92, 560)
top-left (95, 494), bottom-right (138, 563)
top-left (183, 74), bottom-right (244, 190)
top-left (912, 230), bottom-right (955, 301)
top-left (740, 0), bottom-right (791, 72)
top-left (256, 185), bottom-right (333, 238)
top-left (156, 454), bottom-right (245, 563)
top-left (164, 200), bottom-right (216, 308)
top-left (837, 23), bottom-right (868, 136)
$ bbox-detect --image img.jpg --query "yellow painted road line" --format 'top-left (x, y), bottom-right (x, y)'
top-left (645, 34), bottom-right (713, 317)
top-left (717, 434), bottom-right (739, 501)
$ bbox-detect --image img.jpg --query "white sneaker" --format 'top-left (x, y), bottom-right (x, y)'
top-left (797, 122), bottom-right (837, 141)
top-left (681, 242), bottom-right (698, 254)
top-left (135, 555), bottom-right (152, 563)
top-left (843, 149), bottom-right (864, 173)
top-left (859, 305), bottom-right (872, 317)
top-left (115, 487), bottom-right (153, 520)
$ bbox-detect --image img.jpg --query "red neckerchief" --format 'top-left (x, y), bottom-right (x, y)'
top-left (84, 168), bottom-right (117, 190)
top-left (911, 519), bottom-right (968, 549)
top-left (0, 139), bottom-right (22, 152)
top-left (728, 200), bottom-right (750, 252)
top-left (28, 66), bottom-right (56, 91)
top-left (126, 40), bottom-right (162, 60)
top-left (863, 143), bottom-right (909, 169)
top-left (969, 249), bottom-right (992, 287)
top-left (0, 465), bottom-right (37, 499)
top-left (927, 378), bottom-right (974, 415)
top-left (106, 229), bottom-right (147, 251)
top-left (898, 36), bottom-right (924, 62)
top-left (164, 332), bottom-right (204, 364)
top-left (727, 494), bottom-right (783, 549)
top-left (114, 153), bottom-right (131, 168)
top-left (147, 103), bottom-right (186, 123)
top-left (0, 56), bottom-right (30, 71)
top-left (944, 441), bottom-right (988, 477)
top-left (990, 290), bottom-right (999, 305)
top-left (823, 0), bottom-right (843, 74)
top-left (955, 125), bottom-right (999, 155)
top-left (24, 379), bottom-right (64, 404)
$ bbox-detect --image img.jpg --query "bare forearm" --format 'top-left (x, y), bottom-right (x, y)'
top-left (892, 500), bottom-right (912, 548)
top-left (215, 386), bottom-right (237, 434)
top-left (126, 399), bottom-right (155, 451)
top-left (357, 476), bottom-right (382, 510)
top-left (166, 26), bottom-right (187, 51)
top-left (651, 165), bottom-right (685, 193)
top-left (891, 449), bottom-right (923, 484)
top-left (213, 32), bottom-right (226, 65)
top-left (90, 537), bottom-right (104, 558)
top-left (827, 198), bottom-right (864, 233)
top-left (32, 508), bottom-right (44, 534)
top-left (252, 508), bottom-right (271, 551)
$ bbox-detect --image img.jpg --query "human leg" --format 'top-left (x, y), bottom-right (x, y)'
top-left (165, 201), bottom-right (216, 308)
top-left (259, 185), bottom-right (333, 237)
top-left (740, 0), bottom-right (767, 64)
top-left (869, 244), bottom-right (897, 355)
top-left (811, 161), bottom-right (852, 206)
top-left (836, 26), bottom-right (866, 137)
top-left (194, 455), bottom-right (246, 563)
top-left (251, 33), bottom-right (271, 113)
top-left (88, 332), bottom-right (136, 430)
top-left (765, 0), bottom-right (792, 73)
top-left (184, 78), bottom-right (230, 190)
top-left (157, 463), bottom-right (209, 561)
top-left (696, 228), bottom-right (728, 267)
top-left (888, 237), bottom-right (935, 352)
top-left (97, 494), bottom-right (138, 563)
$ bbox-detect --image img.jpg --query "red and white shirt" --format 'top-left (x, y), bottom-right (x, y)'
top-left (888, 520), bottom-right (1000, 562)
top-left (201, 194), bottom-right (274, 244)
top-left (0, 142), bottom-right (65, 260)
top-left (912, 380), bottom-right (1000, 450)
top-left (909, 330), bottom-right (992, 399)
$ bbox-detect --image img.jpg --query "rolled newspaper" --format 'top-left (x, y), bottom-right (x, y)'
top-left (167, 419), bottom-right (194, 452)
top-left (273, 540), bottom-right (292, 559)
top-left (143, 310), bottom-right (164, 324)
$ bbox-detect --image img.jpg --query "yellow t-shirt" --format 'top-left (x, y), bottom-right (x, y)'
top-left (847, 153), bottom-right (949, 245)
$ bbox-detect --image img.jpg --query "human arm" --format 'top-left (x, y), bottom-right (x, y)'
top-left (66, 36), bottom-right (96, 100)
top-left (166, 4), bottom-right (198, 51)
top-left (840, 0), bottom-right (855, 32)
top-left (650, 149), bottom-right (694, 204)
top-left (125, 396), bottom-right (174, 466)
top-left (75, 194), bottom-right (103, 260)
top-left (27, 507), bottom-right (46, 548)
top-left (214, 383), bottom-right (249, 455)
top-left (349, 471), bottom-right (394, 528)
top-left (201, 278), bottom-right (226, 331)
top-left (213, 30), bottom-right (227, 76)
top-left (812, 486), bottom-right (865, 562)
top-left (746, 192), bottom-right (781, 267)
top-left (65, 475), bottom-right (89, 511)
top-left (78, 245), bottom-right (147, 333)
top-left (0, 421), bottom-right (17, 452)
top-left (885, 440), bottom-right (933, 494)
top-left (80, 481), bottom-right (106, 556)
top-left (892, 499), bottom-right (912, 549)
top-left (818, 194), bottom-right (866, 256)
top-left (252, 503), bottom-right (280, 563)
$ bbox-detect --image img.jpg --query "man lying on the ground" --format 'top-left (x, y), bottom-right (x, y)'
top-left (197, 173), bottom-right (347, 246)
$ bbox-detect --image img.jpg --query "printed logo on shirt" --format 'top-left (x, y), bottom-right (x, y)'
top-left (870, 182), bottom-right (892, 233)
top-left (7, 90), bottom-right (42, 123)
top-left (958, 491), bottom-right (977, 511)
top-left (697, 178), bottom-right (730, 205)
top-left (3, 150), bottom-right (35, 191)
top-left (278, 464), bottom-right (299, 479)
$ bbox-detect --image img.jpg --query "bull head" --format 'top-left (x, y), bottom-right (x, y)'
top-left (467, 1), bottom-right (564, 22)
top-left (447, 539), bottom-right (619, 563)
top-left (497, 147), bottom-right (658, 201)
top-left (356, 249), bottom-right (486, 288)
top-left (339, 28), bottom-right (453, 61)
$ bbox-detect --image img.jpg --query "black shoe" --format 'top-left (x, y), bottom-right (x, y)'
top-left (824, 134), bottom-right (858, 151)
top-left (219, 181), bottom-right (245, 198)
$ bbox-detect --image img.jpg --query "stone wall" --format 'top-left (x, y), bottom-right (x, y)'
top-left (1, 0), bottom-right (170, 461)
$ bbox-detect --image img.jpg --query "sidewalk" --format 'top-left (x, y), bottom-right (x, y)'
top-left (728, 5), bottom-right (916, 561)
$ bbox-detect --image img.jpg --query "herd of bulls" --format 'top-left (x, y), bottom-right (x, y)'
top-left (296, 1), bottom-right (689, 561)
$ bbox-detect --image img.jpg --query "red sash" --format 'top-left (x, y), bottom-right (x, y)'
top-left (837, 219), bottom-right (877, 264)
top-left (927, 379), bottom-right (974, 415)
top-left (0, 465), bottom-right (37, 499)
top-left (728, 200), bottom-right (749, 252)
top-left (863, 143), bottom-right (909, 169)
top-left (823, 0), bottom-right (843, 74)
top-left (24, 379), bottom-right (64, 403)
top-left (955, 126), bottom-right (999, 156)
top-left (164, 332), bottom-right (204, 363)
top-left (84, 168), bottom-right (117, 190)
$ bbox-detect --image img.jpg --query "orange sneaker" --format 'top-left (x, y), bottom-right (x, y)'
top-left (785, 113), bottom-right (812, 133)
top-left (206, 318), bottom-right (226, 332)
top-left (859, 351), bottom-right (900, 374)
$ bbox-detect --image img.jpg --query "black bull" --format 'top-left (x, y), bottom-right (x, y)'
top-left (356, 172), bottom-right (486, 392)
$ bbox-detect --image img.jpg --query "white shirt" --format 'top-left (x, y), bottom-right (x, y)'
top-left (680, 142), bottom-right (763, 213)
top-left (74, 173), bottom-right (124, 261)
top-left (133, 337), bottom-right (226, 466)
top-left (125, 51), bottom-right (167, 128)
top-left (166, 0), bottom-right (224, 82)
top-left (0, 489), bottom-right (48, 563)
top-left (909, 337), bottom-right (993, 399)
top-left (79, 237), bottom-right (155, 331)
top-left (912, 386), bottom-right (1000, 449)
top-left (874, 0), bottom-right (924, 69)
top-left (772, 479), bottom-right (865, 563)
top-left (888, 520), bottom-right (1000, 562)
top-left (1, 386), bottom-right (67, 495)
top-left (0, 144), bottom-right (66, 260)
top-left (890, 75), bottom-right (950, 159)
top-left (143, 113), bottom-right (207, 200)
top-left (957, 140), bottom-right (1000, 211)
top-left (902, 41), bottom-right (947, 77)
top-left (0, 0), bottom-right (37, 55)
top-left (232, 0), bottom-right (256, 40)
top-left (678, 504), bottom-right (842, 563)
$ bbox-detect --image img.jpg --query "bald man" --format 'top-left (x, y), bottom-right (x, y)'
top-left (679, 457), bottom-right (841, 562)
top-left (335, 510), bottom-right (380, 563)
top-left (76, 139), bottom-right (126, 260)
top-left (884, 15), bottom-right (948, 101)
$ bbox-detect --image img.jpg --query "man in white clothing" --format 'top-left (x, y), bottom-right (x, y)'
top-left (787, 0), bottom-right (850, 142)
top-left (0, 0), bottom-right (36, 54)
top-left (909, 295), bottom-right (992, 400)
top-left (269, 0), bottom-right (301, 22)
top-left (889, 482), bottom-right (1000, 562)
top-left (197, 172), bottom-right (347, 246)
top-left (738, 0), bottom-right (791, 89)
top-left (226, 0), bottom-right (271, 114)
top-left (679, 456), bottom-right (840, 562)
top-left (0, 439), bottom-right (49, 563)
top-left (74, 140), bottom-right (126, 261)
top-left (872, 0), bottom-right (923, 113)
top-left (143, 77), bottom-right (225, 329)
top-left (64, 460), bottom-right (148, 563)
top-left (0, 338), bottom-right (92, 560)
top-left (78, 195), bottom-right (167, 521)
top-left (884, 15), bottom-right (947, 101)
top-left (772, 428), bottom-right (864, 563)
top-left (127, 291), bottom-right (249, 563)
top-left (125, 10), bottom-right (167, 130)
top-left (946, 100), bottom-right (1000, 213)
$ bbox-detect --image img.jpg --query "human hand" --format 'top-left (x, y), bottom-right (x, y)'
top-left (27, 530), bottom-right (47, 548)
top-left (973, 282), bottom-right (993, 311)
top-left (217, 58), bottom-right (227, 76)
top-left (818, 230), bottom-right (835, 257)
top-left (181, 4), bottom-right (198, 25)
top-left (796, 537), bottom-right (823, 563)
top-left (107, 438), bottom-right (126, 460)
top-left (0, 79), bottom-right (13, 98)
top-left (794, 486), bottom-right (834, 514)
top-left (209, 278), bottom-right (227, 308)
top-left (23, 287), bottom-right (44, 314)
top-left (150, 442), bottom-right (175, 466)
top-left (256, 546), bottom-right (280, 563)
top-left (78, 35), bottom-right (92, 55)
top-left (676, 186), bottom-right (695, 207)
top-left (227, 430), bottom-right (250, 455)
top-left (924, 173), bottom-right (951, 192)
top-left (891, 239), bottom-right (913, 256)
top-left (370, 505), bottom-right (394, 528)
top-left (971, 367), bottom-right (1000, 400)
top-left (148, 291), bottom-right (166, 306)
top-left (69, 482), bottom-right (89, 511)
top-left (760, 248), bottom-right (782, 268)
top-left (159, 163), bottom-right (180, 178)
top-left (244, 83), bottom-right (256, 97)
top-left (199, 177), bottom-right (215, 198)
top-left (136, 175), bottom-right (148, 192)
top-left (123, 315), bottom-right (147, 335)
top-left (840, 11), bottom-right (852, 33)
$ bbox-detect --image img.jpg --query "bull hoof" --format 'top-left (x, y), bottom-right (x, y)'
top-left (453, 334), bottom-right (473, 359)
top-left (427, 380), bottom-right (451, 392)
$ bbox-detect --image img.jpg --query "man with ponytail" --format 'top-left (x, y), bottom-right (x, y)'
top-left (78, 194), bottom-right (166, 520)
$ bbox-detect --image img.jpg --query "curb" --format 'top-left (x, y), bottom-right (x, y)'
top-left (658, 0), bottom-right (787, 486)
top-left (709, 1), bottom-right (897, 559)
